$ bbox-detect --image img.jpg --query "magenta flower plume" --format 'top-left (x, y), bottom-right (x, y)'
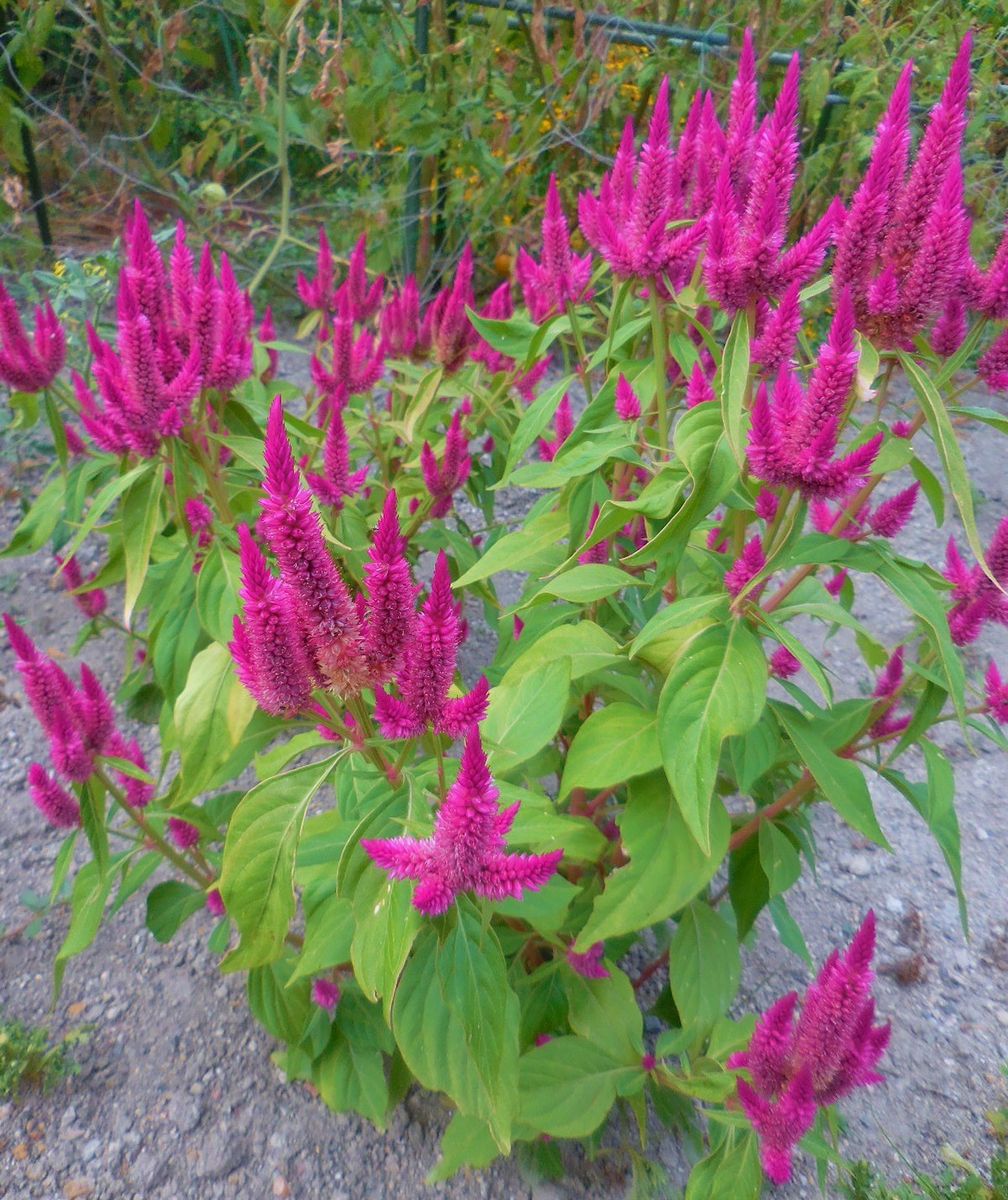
top-left (974, 221), bottom-right (1008, 320)
top-left (985, 662), bottom-right (1008, 724)
top-left (870, 647), bottom-right (909, 738)
top-left (206, 888), bottom-right (226, 918)
top-left (421, 243), bottom-right (478, 372)
top-left (754, 490), bottom-right (779, 522)
top-left (614, 374), bottom-right (641, 421)
top-left (361, 729), bottom-right (563, 916)
top-left (578, 78), bottom-right (707, 284)
top-left (867, 482), bottom-right (919, 538)
top-left (4, 613), bottom-right (76, 738)
top-left (471, 281), bottom-right (518, 376)
top-left (310, 290), bottom-right (384, 414)
top-left (230, 524), bottom-right (317, 717)
top-left (752, 283), bottom-right (802, 372)
top-left (515, 174), bottom-right (592, 321)
top-left (306, 410), bottom-right (368, 510)
top-left (297, 226), bottom-right (337, 314)
top-left (538, 394), bottom-right (574, 461)
top-left (339, 233), bottom-right (385, 323)
top-left (685, 363), bottom-right (716, 409)
top-left (979, 328), bottom-right (1008, 393)
top-left (312, 978), bottom-right (341, 1014)
top-left (944, 519), bottom-right (1008, 645)
top-left (0, 279), bottom-right (66, 392)
top-left (724, 536), bottom-right (765, 597)
top-left (730, 913), bottom-right (890, 1183)
top-left (168, 817), bottom-right (201, 850)
top-left (27, 763), bottom-right (81, 830)
top-left (259, 399), bottom-right (366, 691)
top-left (55, 554), bottom-right (108, 619)
top-left (420, 408), bottom-right (472, 518)
top-left (566, 941), bottom-right (610, 980)
top-left (379, 276), bottom-right (422, 358)
top-left (362, 491), bottom-right (417, 683)
top-left (770, 645), bottom-right (801, 679)
top-left (578, 505), bottom-right (608, 565)
top-left (374, 552), bottom-right (488, 739)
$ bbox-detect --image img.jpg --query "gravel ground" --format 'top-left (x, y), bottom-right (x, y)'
top-left (2, 377), bottom-right (1008, 1199)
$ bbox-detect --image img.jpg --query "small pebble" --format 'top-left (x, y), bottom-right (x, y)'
top-left (844, 854), bottom-right (871, 878)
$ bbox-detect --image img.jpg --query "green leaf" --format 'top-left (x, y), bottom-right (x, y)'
top-left (219, 755), bottom-right (341, 971)
top-left (351, 870), bottom-right (421, 1018)
top-left (174, 643), bottom-right (257, 797)
top-left (393, 903), bottom-right (519, 1151)
top-left (247, 957), bottom-right (312, 1045)
top-left (566, 967), bottom-right (644, 1062)
top-left (669, 902), bottom-right (741, 1032)
top-left (718, 309), bottom-right (750, 469)
top-left (685, 1128), bottom-right (762, 1200)
top-left (576, 773), bottom-right (729, 948)
top-left (497, 376), bottom-right (574, 488)
top-left (559, 704), bottom-right (660, 798)
top-left (774, 703), bottom-right (890, 848)
top-left (427, 1113), bottom-right (501, 1183)
top-left (146, 880), bottom-right (206, 944)
top-left (518, 1037), bottom-right (637, 1138)
top-left (195, 542), bottom-right (242, 645)
top-left (880, 744), bottom-right (966, 934)
top-left (629, 595), bottom-right (729, 660)
top-left (121, 467), bottom-right (164, 627)
top-left (288, 893), bottom-right (354, 983)
top-left (658, 623), bottom-right (767, 852)
top-left (312, 993), bottom-right (392, 1128)
top-left (53, 860), bottom-right (115, 1000)
top-left (402, 365), bottom-right (443, 443)
top-left (454, 506), bottom-right (567, 588)
top-left (466, 307), bottom-right (538, 359)
top-left (1, 475), bottom-right (63, 558)
top-left (898, 352), bottom-right (989, 579)
top-left (517, 621), bottom-right (622, 680)
top-left (483, 653), bottom-right (571, 774)
top-left (54, 461), bottom-right (151, 566)
top-left (758, 821), bottom-right (801, 896)
top-left (537, 564), bottom-right (644, 604)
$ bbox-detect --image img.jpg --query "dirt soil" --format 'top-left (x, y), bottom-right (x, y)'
top-left (2, 377), bottom-right (1008, 1200)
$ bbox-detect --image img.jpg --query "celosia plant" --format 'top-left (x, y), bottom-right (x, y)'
top-left (3, 30), bottom-right (1008, 1196)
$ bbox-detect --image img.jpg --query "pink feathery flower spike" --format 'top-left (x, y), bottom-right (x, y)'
top-left (106, 733), bottom-right (155, 807)
top-left (578, 505), bottom-right (609, 565)
top-left (362, 491), bottom-right (417, 683)
top-left (867, 482), bottom-right (919, 538)
top-left (374, 551), bottom-right (488, 740)
top-left (4, 613), bottom-right (78, 738)
top-left (185, 498), bottom-right (214, 549)
top-left (566, 941), bottom-right (610, 980)
top-left (724, 536), bottom-right (766, 597)
top-left (312, 978), bottom-right (341, 1014)
top-left (755, 490), bottom-right (779, 522)
top-left (310, 290), bottom-right (384, 414)
top-left (306, 410), bottom-right (368, 510)
top-left (944, 519), bottom-right (1008, 645)
top-left (259, 398), bottom-right (366, 691)
top-left (206, 888), bottom-right (226, 918)
top-left (168, 817), bottom-right (201, 850)
top-left (421, 243), bottom-right (478, 372)
top-left (538, 394), bottom-right (574, 461)
top-left (27, 763), bottom-right (81, 830)
top-left (752, 283), bottom-right (802, 372)
top-left (985, 662), bottom-right (1008, 724)
top-left (515, 173), bottom-right (592, 321)
top-left (978, 328), bottom-right (1008, 392)
top-left (685, 362), bottom-right (716, 409)
top-left (230, 524), bottom-right (318, 717)
top-left (421, 408), bottom-right (472, 518)
top-left (362, 728), bottom-right (564, 916)
top-left (379, 276), bottom-right (422, 358)
top-left (931, 295), bottom-right (967, 359)
top-left (578, 78), bottom-right (707, 284)
top-left (55, 554), bottom-right (108, 619)
top-left (297, 226), bottom-right (337, 314)
top-left (730, 913), bottom-right (890, 1183)
top-left (0, 280), bottom-right (66, 392)
top-left (614, 374), bottom-right (641, 421)
top-left (770, 645), bottom-right (801, 679)
top-left (825, 568), bottom-right (848, 597)
top-left (338, 233), bottom-right (385, 324)
top-left (872, 646), bottom-right (905, 701)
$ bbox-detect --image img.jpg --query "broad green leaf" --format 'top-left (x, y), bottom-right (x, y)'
top-left (145, 880), bottom-right (206, 943)
top-left (466, 308), bottom-right (538, 359)
top-left (717, 309), bottom-right (750, 469)
top-left (758, 821), bottom-right (801, 896)
top-left (518, 1036), bottom-right (638, 1138)
top-left (288, 893), bottom-right (354, 983)
top-left (880, 744), bottom-right (966, 934)
top-left (247, 957), bottom-right (312, 1045)
top-left (685, 1128), bottom-right (762, 1200)
top-left (898, 352), bottom-right (989, 578)
top-left (730, 714), bottom-right (781, 792)
top-left (393, 904), bottom-right (519, 1151)
top-left (53, 461), bottom-right (151, 565)
top-left (774, 703), bottom-right (890, 848)
top-left (518, 621), bottom-right (622, 680)
top-left (195, 542), bottom-right (242, 645)
top-left (427, 1113), bottom-right (500, 1183)
top-left (484, 654), bottom-right (570, 774)
top-left (351, 870), bottom-right (421, 1018)
top-left (1, 475), bottom-right (64, 558)
top-left (454, 506), bottom-right (567, 588)
top-left (219, 755), bottom-right (340, 971)
top-left (566, 967), bottom-right (644, 1062)
top-left (537, 564), bottom-right (644, 604)
top-left (174, 643), bottom-right (257, 796)
top-left (313, 993), bottom-right (392, 1128)
top-left (576, 773), bottom-right (729, 948)
top-left (121, 466), bottom-right (164, 627)
top-left (559, 704), bottom-right (661, 798)
top-left (669, 902), bottom-right (741, 1032)
top-left (497, 376), bottom-right (573, 488)
top-left (53, 859), bottom-right (116, 1000)
top-left (629, 595), bottom-right (729, 660)
top-left (658, 623), bottom-right (767, 851)
top-left (401, 365), bottom-right (443, 443)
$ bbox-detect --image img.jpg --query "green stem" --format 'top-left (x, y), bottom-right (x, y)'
top-left (605, 279), bottom-right (633, 371)
top-left (648, 288), bottom-right (668, 454)
top-left (248, 27), bottom-right (293, 295)
top-left (565, 301), bottom-right (593, 406)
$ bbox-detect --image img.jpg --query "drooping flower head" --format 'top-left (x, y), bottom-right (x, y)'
top-left (361, 729), bottom-right (563, 915)
top-left (27, 763), bottom-right (81, 830)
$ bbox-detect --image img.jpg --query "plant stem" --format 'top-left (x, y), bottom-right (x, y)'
top-left (565, 301), bottom-right (593, 406)
top-left (649, 288), bottom-right (669, 454)
top-left (727, 773), bottom-right (816, 853)
top-left (248, 24), bottom-right (293, 295)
